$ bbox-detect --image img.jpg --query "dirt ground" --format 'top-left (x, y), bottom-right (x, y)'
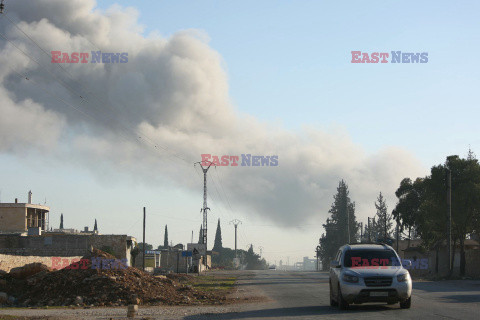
top-left (0, 270), bottom-right (266, 320)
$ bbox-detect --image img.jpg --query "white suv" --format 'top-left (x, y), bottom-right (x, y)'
top-left (329, 243), bottom-right (412, 309)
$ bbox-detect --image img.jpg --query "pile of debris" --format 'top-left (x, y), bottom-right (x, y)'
top-left (0, 249), bottom-right (227, 307)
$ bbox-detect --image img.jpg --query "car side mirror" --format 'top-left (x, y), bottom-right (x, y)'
top-left (402, 259), bottom-right (412, 268)
top-left (330, 260), bottom-right (341, 268)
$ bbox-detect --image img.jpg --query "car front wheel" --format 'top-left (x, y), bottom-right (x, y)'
top-left (400, 296), bottom-right (411, 309)
top-left (337, 285), bottom-right (349, 310)
top-left (329, 281), bottom-right (338, 306)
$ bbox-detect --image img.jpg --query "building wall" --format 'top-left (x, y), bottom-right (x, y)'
top-left (133, 252), bottom-right (158, 269)
top-left (160, 250), bottom-right (190, 273)
top-left (465, 249), bottom-right (480, 278)
top-left (0, 253), bottom-right (83, 272)
top-left (407, 248), bottom-right (480, 278)
top-left (0, 207), bottom-right (26, 233)
top-left (0, 234), bottom-right (134, 266)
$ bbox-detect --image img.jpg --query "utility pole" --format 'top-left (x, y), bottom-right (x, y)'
top-left (194, 160), bottom-right (215, 265)
top-left (346, 201), bottom-right (350, 243)
top-left (0, 1), bottom-right (5, 14)
top-left (230, 219), bottom-right (242, 259)
top-left (396, 217), bottom-right (400, 253)
top-left (258, 246), bottom-right (264, 257)
top-left (142, 207), bottom-right (146, 271)
top-left (384, 208), bottom-right (387, 242)
top-left (360, 222), bottom-right (363, 242)
top-left (446, 167), bottom-right (452, 275)
top-left (367, 217), bottom-right (371, 242)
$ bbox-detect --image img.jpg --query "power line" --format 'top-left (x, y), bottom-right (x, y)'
top-left (214, 167), bottom-right (234, 212)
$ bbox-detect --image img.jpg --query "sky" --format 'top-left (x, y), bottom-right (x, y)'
top-left (0, 0), bottom-right (479, 265)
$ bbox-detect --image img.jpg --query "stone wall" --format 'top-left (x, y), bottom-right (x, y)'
top-left (0, 234), bottom-right (135, 266)
top-left (0, 254), bottom-right (83, 272)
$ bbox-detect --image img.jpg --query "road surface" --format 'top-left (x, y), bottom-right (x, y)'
top-left (1, 270), bottom-right (479, 319)
top-left (189, 270), bottom-right (480, 320)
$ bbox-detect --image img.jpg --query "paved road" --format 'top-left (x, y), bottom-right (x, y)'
top-left (189, 270), bottom-right (480, 320)
top-left (1, 270), bottom-right (479, 319)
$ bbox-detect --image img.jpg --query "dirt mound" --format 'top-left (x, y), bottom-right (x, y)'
top-left (9, 263), bottom-right (51, 280)
top-left (2, 250), bottom-right (226, 307)
top-left (82, 247), bottom-right (116, 260)
top-left (166, 273), bottom-right (195, 283)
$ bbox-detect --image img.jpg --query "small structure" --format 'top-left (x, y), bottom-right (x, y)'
top-left (0, 193), bottom-right (50, 234)
top-left (134, 245), bottom-right (211, 274)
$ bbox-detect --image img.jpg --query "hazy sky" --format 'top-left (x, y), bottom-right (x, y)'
top-left (0, 0), bottom-right (479, 264)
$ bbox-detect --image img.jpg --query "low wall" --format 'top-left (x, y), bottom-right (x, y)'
top-left (465, 249), bottom-right (480, 278)
top-left (0, 254), bottom-right (83, 272)
top-left (0, 234), bottom-right (135, 266)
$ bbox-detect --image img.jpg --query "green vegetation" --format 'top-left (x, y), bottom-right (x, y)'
top-left (318, 180), bottom-right (359, 270)
top-left (213, 219), bottom-right (223, 253)
top-left (318, 150), bottom-right (480, 276)
top-left (192, 275), bottom-right (236, 292)
top-left (211, 221), bottom-right (267, 270)
top-left (392, 152), bottom-right (480, 276)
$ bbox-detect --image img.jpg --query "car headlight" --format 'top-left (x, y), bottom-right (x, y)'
top-left (397, 272), bottom-right (410, 282)
top-left (342, 273), bottom-right (359, 283)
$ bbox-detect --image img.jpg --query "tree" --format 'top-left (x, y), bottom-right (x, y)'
top-left (136, 242), bottom-right (153, 251)
top-left (164, 225), bottom-right (169, 248)
top-left (374, 192), bottom-right (393, 241)
top-left (329, 180), bottom-right (358, 244)
top-left (395, 152), bottom-right (480, 276)
top-left (319, 218), bottom-right (339, 270)
top-left (94, 219), bottom-right (98, 232)
top-left (393, 178), bottom-right (424, 247)
top-left (245, 245), bottom-right (267, 270)
top-left (213, 219), bottom-right (223, 252)
top-left (318, 180), bottom-right (359, 270)
top-left (60, 213), bottom-right (64, 229)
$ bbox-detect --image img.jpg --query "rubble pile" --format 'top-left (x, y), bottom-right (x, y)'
top-left (0, 250), bottom-right (226, 307)
top-left (166, 273), bottom-right (195, 283)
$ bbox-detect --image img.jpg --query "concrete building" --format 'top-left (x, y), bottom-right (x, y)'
top-left (0, 192), bottom-right (138, 271)
top-left (0, 194), bottom-right (50, 234)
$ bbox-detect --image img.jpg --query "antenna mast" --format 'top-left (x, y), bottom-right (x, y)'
top-left (194, 160), bottom-right (215, 250)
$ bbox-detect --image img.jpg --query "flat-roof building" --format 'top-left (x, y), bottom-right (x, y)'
top-left (0, 192), bottom-right (50, 234)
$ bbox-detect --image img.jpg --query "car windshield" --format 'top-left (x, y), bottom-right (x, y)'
top-left (343, 249), bottom-right (399, 267)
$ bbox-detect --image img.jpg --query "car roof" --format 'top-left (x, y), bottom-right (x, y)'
top-left (342, 243), bottom-right (393, 251)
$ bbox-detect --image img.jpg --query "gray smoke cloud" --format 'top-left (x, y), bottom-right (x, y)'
top-left (0, 0), bottom-right (426, 226)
